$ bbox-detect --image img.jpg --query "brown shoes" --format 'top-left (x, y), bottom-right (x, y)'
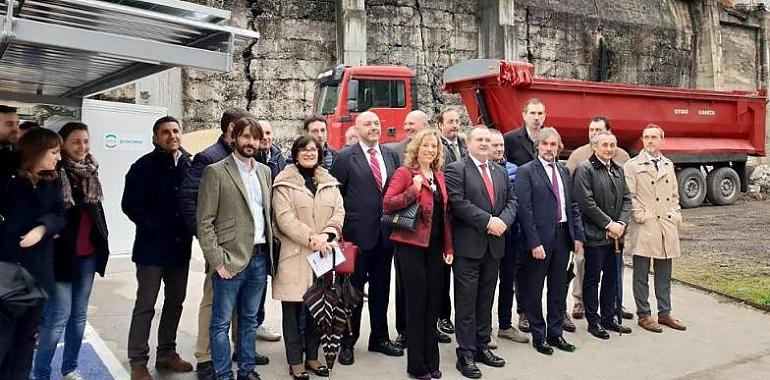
top-left (130, 366), bottom-right (153, 380)
top-left (571, 303), bottom-right (585, 319)
top-left (637, 315), bottom-right (663, 333)
top-left (658, 315), bottom-right (687, 331)
top-left (155, 352), bottom-right (194, 372)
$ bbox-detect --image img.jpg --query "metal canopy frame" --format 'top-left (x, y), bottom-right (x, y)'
top-left (0, 0), bottom-right (259, 107)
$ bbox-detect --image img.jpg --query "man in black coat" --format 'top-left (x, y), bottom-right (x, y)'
top-left (515, 127), bottom-right (585, 356)
top-left (330, 111), bottom-right (403, 365)
top-left (303, 114), bottom-right (338, 170)
top-left (0, 105), bottom-right (20, 183)
top-left (121, 116), bottom-right (194, 379)
top-left (255, 120), bottom-right (286, 181)
top-left (445, 126), bottom-right (517, 379)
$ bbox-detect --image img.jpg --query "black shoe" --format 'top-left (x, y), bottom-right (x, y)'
top-left (304, 363), bottom-right (329, 377)
top-left (233, 352), bottom-right (269, 365)
top-left (532, 338), bottom-right (553, 356)
top-left (562, 314), bottom-right (576, 333)
top-left (518, 314), bottom-right (530, 333)
top-left (622, 307), bottom-right (634, 320)
top-left (602, 321), bottom-right (633, 334)
top-left (437, 318), bottom-right (455, 334)
top-left (546, 336), bottom-right (576, 352)
top-left (394, 333), bottom-right (408, 349)
top-left (196, 361), bottom-right (215, 380)
top-left (455, 356), bottom-right (482, 379)
top-left (435, 329), bottom-right (452, 344)
top-left (587, 325), bottom-right (610, 340)
top-left (289, 368), bottom-right (309, 380)
top-left (338, 347), bottom-right (354, 365)
top-left (474, 348), bottom-right (505, 368)
top-left (368, 340), bottom-right (404, 356)
top-left (236, 370), bottom-right (262, 380)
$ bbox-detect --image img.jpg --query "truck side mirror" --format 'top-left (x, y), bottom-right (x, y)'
top-left (347, 79), bottom-right (359, 100)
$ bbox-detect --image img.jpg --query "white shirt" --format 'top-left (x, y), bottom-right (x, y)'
top-left (538, 156), bottom-right (567, 223)
top-left (469, 154), bottom-right (496, 227)
top-left (359, 141), bottom-right (388, 185)
top-left (643, 150), bottom-right (662, 167)
top-left (233, 154), bottom-right (266, 245)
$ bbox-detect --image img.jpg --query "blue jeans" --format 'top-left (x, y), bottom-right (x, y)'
top-left (210, 254), bottom-right (267, 380)
top-left (33, 255), bottom-right (97, 379)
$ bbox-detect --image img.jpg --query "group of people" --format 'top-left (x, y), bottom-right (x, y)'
top-left (0, 97), bottom-right (686, 380)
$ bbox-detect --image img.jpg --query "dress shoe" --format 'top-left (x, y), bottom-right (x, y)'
top-left (394, 333), bottom-right (408, 349)
top-left (196, 361), bottom-right (215, 380)
top-left (658, 315), bottom-right (687, 331)
top-left (155, 353), bottom-right (193, 372)
top-left (546, 336), bottom-right (576, 352)
top-left (437, 318), bottom-right (455, 334)
top-left (305, 362), bottom-right (330, 377)
top-left (338, 347), bottom-right (354, 365)
top-left (289, 366), bottom-right (309, 380)
top-left (368, 340), bottom-right (404, 356)
top-left (562, 314), bottom-right (576, 333)
top-left (518, 313), bottom-right (530, 333)
top-left (637, 315), bottom-right (663, 333)
top-left (236, 370), bottom-right (262, 380)
top-left (130, 366), bottom-right (153, 380)
top-left (436, 329), bottom-right (452, 343)
top-left (587, 325), bottom-right (610, 340)
top-left (602, 321), bottom-right (632, 334)
top-left (498, 327), bottom-right (529, 343)
top-left (571, 303), bottom-right (585, 319)
top-left (430, 369), bottom-right (442, 379)
top-left (256, 325), bottom-right (282, 342)
top-left (474, 348), bottom-right (505, 367)
top-left (409, 373), bottom-right (432, 380)
top-left (455, 356), bottom-right (482, 379)
top-left (532, 338), bottom-right (553, 356)
top-left (622, 307), bottom-right (634, 320)
top-left (488, 336), bottom-right (498, 349)
top-left (255, 353), bottom-right (269, 365)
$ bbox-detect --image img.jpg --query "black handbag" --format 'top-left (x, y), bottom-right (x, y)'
top-left (0, 261), bottom-right (48, 319)
top-left (381, 202), bottom-right (420, 231)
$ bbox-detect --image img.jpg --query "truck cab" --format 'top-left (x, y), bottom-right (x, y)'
top-left (313, 64), bottom-right (417, 149)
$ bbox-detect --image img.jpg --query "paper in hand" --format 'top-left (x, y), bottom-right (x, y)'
top-left (306, 246), bottom-right (346, 277)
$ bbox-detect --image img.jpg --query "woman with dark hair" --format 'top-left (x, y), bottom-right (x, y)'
top-left (272, 135), bottom-right (344, 379)
top-left (33, 122), bottom-right (109, 380)
top-left (0, 128), bottom-right (65, 380)
top-left (382, 128), bottom-right (454, 380)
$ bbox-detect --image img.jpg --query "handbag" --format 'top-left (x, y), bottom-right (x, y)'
top-left (334, 232), bottom-right (358, 275)
top-left (381, 202), bottom-right (420, 231)
top-left (0, 261), bottom-right (48, 319)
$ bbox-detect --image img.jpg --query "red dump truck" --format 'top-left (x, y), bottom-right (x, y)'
top-left (443, 59), bottom-right (767, 208)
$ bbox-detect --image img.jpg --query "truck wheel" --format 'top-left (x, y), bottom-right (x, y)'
top-left (706, 167), bottom-right (740, 206)
top-left (677, 167), bottom-right (706, 208)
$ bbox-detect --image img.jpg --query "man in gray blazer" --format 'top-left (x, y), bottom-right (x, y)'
top-left (445, 126), bottom-right (517, 379)
top-left (197, 117), bottom-right (274, 380)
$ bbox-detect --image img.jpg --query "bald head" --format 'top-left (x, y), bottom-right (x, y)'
top-left (355, 111), bottom-right (381, 147)
top-left (257, 120), bottom-right (273, 150)
top-left (404, 110), bottom-right (429, 139)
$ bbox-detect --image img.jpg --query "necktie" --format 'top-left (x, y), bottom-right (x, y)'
top-left (549, 163), bottom-right (562, 222)
top-left (368, 147), bottom-right (383, 190)
top-left (651, 158), bottom-right (659, 171)
top-left (452, 142), bottom-right (461, 161)
top-left (479, 163), bottom-right (495, 207)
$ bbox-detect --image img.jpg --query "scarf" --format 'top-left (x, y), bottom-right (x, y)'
top-left (60, 153), bottom-right (103, 208)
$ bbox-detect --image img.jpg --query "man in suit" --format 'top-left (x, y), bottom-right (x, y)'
top-left (197, 117), bottom-right (274, 380)
top-left (446, 126), bottom-right (517, 379)
top-left (330, 111), bottom-right (403, 365)
top-left (515, 127), bottom-right (585, 356)
top-left (438, 106), bottom-right (468, 165)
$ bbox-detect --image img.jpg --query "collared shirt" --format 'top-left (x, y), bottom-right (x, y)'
top-left (359, 141), bottom-right (388, 184)
top-left (469, 154), bottom-right (495, 227)
top-left (642, 150), bottom-right (662, 164)
top-left (538, 156), bottom-right (567, 223)
top-left (232, 154), bottom-right (266, 245)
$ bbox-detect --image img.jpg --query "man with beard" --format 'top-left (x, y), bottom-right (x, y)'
top-left (0, 105), bottom-right (20, 177)
top-left (197, 117), bottom-right (275, 380)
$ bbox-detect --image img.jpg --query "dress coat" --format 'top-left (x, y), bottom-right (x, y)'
top-left (271, 165), bottom-right (345, 302)
top-left (623, 153), bottom-right (682, 259)
top-left (503, 127), bottom-right (537, 167)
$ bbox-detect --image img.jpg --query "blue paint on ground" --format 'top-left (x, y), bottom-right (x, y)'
top-left (32, 343), bottom-right (114, 380)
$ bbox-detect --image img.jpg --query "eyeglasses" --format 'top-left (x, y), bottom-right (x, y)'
top-left (300, 147), bottom-right (318, 153)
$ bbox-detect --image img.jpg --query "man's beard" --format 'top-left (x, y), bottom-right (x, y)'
top-left (235, 144), bottom-right (257, 158)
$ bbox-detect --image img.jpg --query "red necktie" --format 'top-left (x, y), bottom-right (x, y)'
top-left (480, 163), bottom-right (495, 207)
top-left (368, 147), bottom-right (383, 190)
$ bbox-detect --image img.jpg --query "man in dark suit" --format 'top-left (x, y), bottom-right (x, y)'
top-left (515, 127), bottom-right (585, 356)
top-left (446, 126), bottom-right (517, 379)
top-left (330, 111), bottom-right (403, 364)
top-left (439, 106), bottom-right (468, 165)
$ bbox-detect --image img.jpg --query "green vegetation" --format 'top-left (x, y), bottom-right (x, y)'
top-left (673, 265), bottom-right (770, 311)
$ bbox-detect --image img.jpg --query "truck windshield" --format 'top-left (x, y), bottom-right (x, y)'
top-left (315, 83), bottom-right (339, 115)
top-left (349, 79), bottom-right (406, 112)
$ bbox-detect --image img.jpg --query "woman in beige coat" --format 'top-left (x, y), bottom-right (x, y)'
top-left (272, 135), bottom-right (344, 379)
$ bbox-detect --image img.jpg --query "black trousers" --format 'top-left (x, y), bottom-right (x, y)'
top-left (281, 302), bottom-right (320, 365)
top-left (341, 236), bottom-right (394, 348)
top-left (439, 265), bottom-right (452, 320)
top-left (395, 253), bottom-right (407, 335)
top-left (526, 225), bottom-right (570, 340)
top-left (497, 230), bottom-right (519, 330)
top-left (514, 239), bottom-right (529, 316)
top-left (453, 250), bottom-right (500, 358)
top-left (583, 244), bottom-right (621, 327)
top-left (0, 303), bottom-right (43, 380)
top-left (396, 241), bottom-right (444, 375)
top-left (127, 263), bottom-right (190, 367)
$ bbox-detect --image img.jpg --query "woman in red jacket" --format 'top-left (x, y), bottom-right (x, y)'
top-left (383, 128), bottom-right (453, 380)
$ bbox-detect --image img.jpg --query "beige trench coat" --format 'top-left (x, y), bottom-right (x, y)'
top-left (271, 165), bottom-right (345, 302)
top-left (623, 153), bottom-right (682, 259)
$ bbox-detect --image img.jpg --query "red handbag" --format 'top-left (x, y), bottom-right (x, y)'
top-left (334, 231), bottom-right (358, 275)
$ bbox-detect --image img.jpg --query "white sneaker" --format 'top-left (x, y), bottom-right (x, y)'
top-left (256, 325), bottom-right (282, 342)
top-left (63, 370), bottom-right (85, 380)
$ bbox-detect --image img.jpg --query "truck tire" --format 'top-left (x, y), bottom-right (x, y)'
top-left (706, 167), bottom-right (740, 206)
top-left (677, 167), bottom-right (706, 208)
